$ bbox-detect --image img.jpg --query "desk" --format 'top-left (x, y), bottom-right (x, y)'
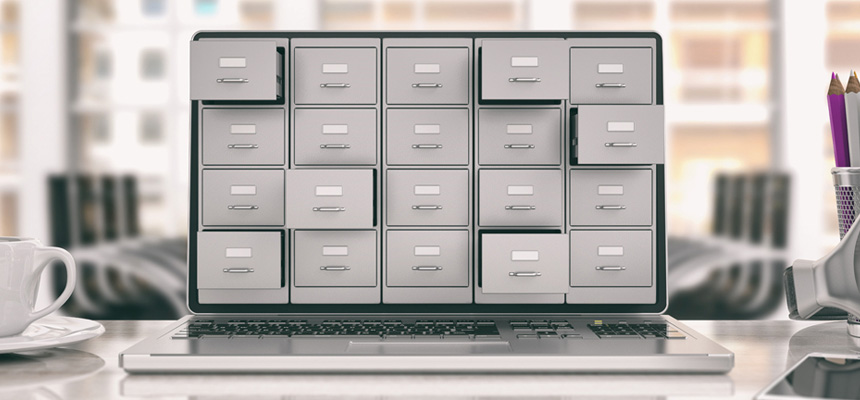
top-left (0, 319), bottom-right (852, 399)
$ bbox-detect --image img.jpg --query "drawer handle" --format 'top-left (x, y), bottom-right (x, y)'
top-left (412, 205), bottom-right (443, 210)
top-left (595, 266), bottom-right (626, 271)
top-left (412, 83), bottom-right (443, 88)
top-left (595, 205), bottom-right (626, 210)
top-left (508, 77), bottom-right (541, 83)
top-left (412, 266), bottom-right (443, 271)
top-left (595, 83), bottom-right (626, 88)
top-left (509, 271), bottom-right (542, 277)
top-left (216, 78), bottom-right (249, 83)
top-left (505, 205), bottom-right (535, 211)
top-left (605, 142), bottom-right (638, 148)
top-left (504, 144), bottom-right (535, 149)
top-left (227, 205), bottom-right (258, 210)
top-left (320, 144), bottom-right (351, 149)
top-left (320, 83), bottom-right (351, 88)
top-left (313, 206), bottom-right (346, 212)
top-left (227, 144), bottom-right (258, 149)
top-left (320, 266), bottom-right (351, 271)
top-left (412, 144), bottom-right (443, 149)
top-left (223, 268), bottom-right (254, 273)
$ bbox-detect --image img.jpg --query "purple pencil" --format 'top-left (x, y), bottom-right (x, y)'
top-left (829, 72), bottom-right (850, 167)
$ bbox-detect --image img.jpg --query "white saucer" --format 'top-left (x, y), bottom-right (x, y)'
top-left (0, 316), bottom-right (104, 354)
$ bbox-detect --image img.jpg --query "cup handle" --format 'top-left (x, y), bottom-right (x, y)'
top-left (28, 246), bottom-right (77, 323)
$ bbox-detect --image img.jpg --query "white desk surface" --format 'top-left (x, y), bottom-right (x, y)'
top-left (0, 319), bottom-right (853, 399)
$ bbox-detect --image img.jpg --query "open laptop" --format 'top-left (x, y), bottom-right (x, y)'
top-left (120, 31), bottom-right (734, 373)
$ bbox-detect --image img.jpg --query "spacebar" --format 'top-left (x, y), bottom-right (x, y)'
top-left (291, 334), bottom-right (382, 338)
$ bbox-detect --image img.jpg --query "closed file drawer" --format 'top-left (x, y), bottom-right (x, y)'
top-left (478, 108), bottom-right (561, 166)
top-left (386, 230), bottom-right (468, 287)
top-left (386, 108), bottom-right (469, 166)
top-left (481, 233), bottom-right (568, 294)
top-left (576, 105), bottom-right (664, 164)
top-left (480, 40), bottom-right (568, 100)
top-left (294, 230), bottom-right (376, 287)
top-left (569, 169), bottom-right (652, 226)
top-left (201, 169), bottom-right (284, 226)
top-left (294, 47), bottom-right (377, 105)
top-left (202, 108), bottom-right (285, 166)
top-left (570, 47), bottom-right (652, 105)
top-left (197, 231), bottom-right (282, 289)
top-left (191, 40), bottom-right (283, 101)
top-left (386, 47), bottom-right (469, 105)
top-left (570, 230), bottom-right (652, 287)
top-left (479, 169), bottom-right (563, 227)
top-left (294, 108), bottom-right (377, 166)
top-left (285, 169), bottom-right (375, 229)
top-left (386, 169), bottom-right (469, 227)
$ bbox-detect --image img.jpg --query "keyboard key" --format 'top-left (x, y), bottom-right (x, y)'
top-left (517, 334), bottom-right (539, 339)
top-left (561, 334), bottom-right (583, 339)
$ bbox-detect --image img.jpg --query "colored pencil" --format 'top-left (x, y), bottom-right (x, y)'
top-left (829, 72), bottom-right (850, 167)
top-left (846, 70), bottom-right (860, 167)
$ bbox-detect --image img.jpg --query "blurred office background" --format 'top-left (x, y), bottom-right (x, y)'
top-left (0, 0), bottom-right (848, 319)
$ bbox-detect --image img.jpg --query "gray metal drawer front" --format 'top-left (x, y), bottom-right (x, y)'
top-left (191, 40), bottom-right (282, 101)
top-left (386, 230), bottom-right (468, 287)
top-left (570, 169), bottom-right (652, 226)
top-left (478, 108), bottom-right (561, 166)
top-left (294, 108), bottom-right (377, 165)
top-left (294, 47), bottom-right (377, 105)
top-left (386, 169), bottom-right (469, 226)
top-left (294, 230), bottom-right (376, 287)
top-left (201, 169), bottom-right (284, 226)
top-left (386, 47), bottom-right (469, 105)
top-left (285, 169), bottom-right (374, 229)
top-left (480, 40), bottom-right (568, 100)
top-left (386, 108), bottom-right (469, 166)
top-left (481, 234), bottom-right (568, 294)
top-left (570, 47), bottom-right (652, 105)
top-left (576, 105), bottom-right (665, 164)
top-left (202, 108), bottom-right (285, 166)
top-left (479, 169), bottom-right (563, 227)
top-left (570, 230), bottom-right (651, 287)
top-left (197, 231), bottom-right (282, 289)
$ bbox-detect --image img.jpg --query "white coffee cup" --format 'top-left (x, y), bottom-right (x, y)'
top-left (0, 237), bottom-right (76, 337)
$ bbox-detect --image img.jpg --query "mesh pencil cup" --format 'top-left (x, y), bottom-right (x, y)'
top-left (832, 167), bottom-right (860, 336)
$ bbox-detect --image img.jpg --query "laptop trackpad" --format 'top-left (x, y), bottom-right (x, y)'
top-left (346, 341), bottom-right (512, 355)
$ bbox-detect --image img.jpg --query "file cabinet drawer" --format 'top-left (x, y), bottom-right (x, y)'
top-left (386, 169), bottom-right (469, 227)
top-left (191, 40), bottom-right (283, 101)
top-left (202, 108), bottom-right (285, 166)
top-left (285, 169), bottom-right (375, 229)
top-left (294, 230), bottom-right (377, 287)
top-left (294, 108), bottom-right (377, 166)
top-left (201, 169), bottom-right (284, 226)
top-left (481, 234), bottom-right (568, 294)
top-left (570, 230), bottom-right (651, 287)
top-left (480, 40), bottom-right (568, 100)
top-left (197, 231), bottom-right (283, 289)
top-left (576, 105), bottom-right (664, 164)
top-left (386, 108), bottom-right (469, 166)
top-left (386, 230), bottom-right (468, 287)
top-left (478, 108), bottom-right (561, 166)
top-left (479, 169), bottom-right (563, 227)
top-left (570, 47), bottom-right (652, 105)
top-left (570, 169), bottom-right (652, 226)
top-left (294, 47), bottom-right (377, 105)
top-left (386, 47), bottom-right (469, 105)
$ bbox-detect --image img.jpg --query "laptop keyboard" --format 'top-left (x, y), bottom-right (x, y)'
top-left (587, 322), bottom-right (686, 339)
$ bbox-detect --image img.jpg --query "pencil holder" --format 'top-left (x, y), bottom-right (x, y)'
top-left (832, 167), bottom-right (860, 336)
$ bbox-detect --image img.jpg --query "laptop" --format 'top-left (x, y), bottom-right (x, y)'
top-left (120, 31), bottom-right (734, 373)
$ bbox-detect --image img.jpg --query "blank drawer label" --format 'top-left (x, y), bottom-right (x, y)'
top-left (414, 246), bottom-right (441, 256)
top-left (225, 247), bottom-right (252, 258)
top-left (414, 63), bottom-right (441, 74)
top-left (414, 124), bottom-right (441, 135)
top-left (607, 122), bottom-right (635, 132)
top-left (219, 57), bottom-right (246, 68)
top-left (598, 63), bottom-right (624, 74)
top-left (315, 186), bottom-right (343, 196)
top-left (230, 185), bottom-right (257, 195)
top-left (506, 124), bottom-right (533, 135)
top-left (323, 245), bottom-right (349, 256)
top-left (511, 250), bottom-right (539, 261)
top-left (322, 63), bottom-right (348, 74)
top-left (414, 185), bottom-right (441, 195)
top-left (230, 124), bottom-right (256, 135)
top-left (598, 185), bottom-right (624, 195)
top-left (322, 124), bottom-right (349, 135)
top-left (598, 246), bottom-right (624, 256)
top-left (511, 56), bottom-right (539, 67)
top-left (507, 185), bottom-right (534, 196)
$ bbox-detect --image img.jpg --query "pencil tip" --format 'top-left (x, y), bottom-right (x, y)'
top-left (833, 72), bottom-right (837, 79)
